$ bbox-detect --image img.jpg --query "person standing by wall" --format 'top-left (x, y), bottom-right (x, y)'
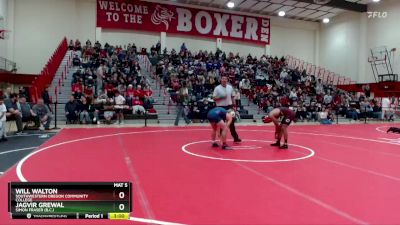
top-left (213, 75), bottom-right (241, 143)
top-left (42, 87), bottom-right (52, 112)
top-left (381, 97), bottom-right (390, 120)
top-left (114, 91), bottom-right (126, 125)
top-left (174, 81), bottom-right (191, 126)
top-left (0, 96), bottom-right (7, 142)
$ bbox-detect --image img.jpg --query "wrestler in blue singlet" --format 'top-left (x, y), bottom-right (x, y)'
top-left (207, 107), bottom-right (227, 123)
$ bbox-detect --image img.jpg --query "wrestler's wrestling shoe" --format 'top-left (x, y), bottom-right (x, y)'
top-left (280, 144), bottom-right (288, 149)
top-left (222, 144), bottom-right (233, 150)
top-left (233, 138), bottom-right (242, 143)
top-left (270, 141), bottom-right (280, 147)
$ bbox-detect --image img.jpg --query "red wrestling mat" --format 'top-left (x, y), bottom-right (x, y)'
top-left (1, 124), bottom-right (400, 224)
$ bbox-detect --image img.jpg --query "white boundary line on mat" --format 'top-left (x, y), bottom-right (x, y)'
top-left (376, 126), bottom-right (390, 133)
top-left (0, 147), bottom-right (38, 155)
top-left (182, 139), bottom-right (314, 162)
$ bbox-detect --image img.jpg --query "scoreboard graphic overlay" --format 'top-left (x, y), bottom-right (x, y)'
top-left (8, 182), bottom-right (132, 220)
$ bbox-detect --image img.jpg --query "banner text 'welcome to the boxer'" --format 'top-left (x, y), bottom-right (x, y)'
top-left (97, 0), bottom-right (270, 45)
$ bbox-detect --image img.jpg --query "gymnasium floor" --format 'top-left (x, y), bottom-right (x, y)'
top-left (0, 123), bottom-right (400, 225)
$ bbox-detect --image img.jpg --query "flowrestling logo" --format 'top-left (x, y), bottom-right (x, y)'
top-left (151, 5), bottom-right (175, 30)
top-left (367, 11), bottom-right (388, 19)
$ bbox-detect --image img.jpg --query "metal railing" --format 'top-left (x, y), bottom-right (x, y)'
top-left (286, 55), bottom-right (356, 86)
top-left (0, 56), bottom-right (17, 72)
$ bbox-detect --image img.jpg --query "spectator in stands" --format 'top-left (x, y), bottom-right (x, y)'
top-left (289, 88), bottom-right (298, 102)
top-left (19, 96), bottom-right (39, 129)
top-left (68, 40), bottom-right (74, 50)
top-left (181, 43), bottom-right (187, 52)
top-left (72, 80), bottom-right (84, 94)
top-left (117, 83), bottom-right (126, 96)
top-left (4, 93), bottom-right (24, 134)
top-left (125, 84), bottom-right (135, 106)
top-left (318, 107), bottom-right (335, 124)
top-left (72, 54), bottom-right (81, 67)
top-left (280, 68), bottom-right (288, 80)
top-left (103, 98), bottom-right (114, 124)
top-left (388, 96), bottom-right (398, 121)
top-left (72, 69), bottom-right (82, 84)
top-left (371, 100), bottom-right (382, 119)
top-left (95, 91), bottom-right (107, 104)
top-left (323, 91), bottom-right (333, 106)
top-left (4, 87), bottom-right (12, 99)
top-left (87, 97), bottom-right (100, 124)
top-left (32, 98), bottom-right (52, 130)
top-left (94, 41), bottom-right (101, 50)
top-left (306, 102), bottom-right (318, 122)
top-left (337, 93), bottom-right (349, 117)
top-left (74, 89), bottom-right (83, 100)
top-left (19, 86), bottom-right (28, 98)
top-left (192, 80), bottom-right (206, 100)
top-left (381, 97), bottom-right (390, 120)
top-left (105, 82), bottom-right (115, 98)
top-left (200, 99), bottom-right (211, 122)
top-left (134, 85), bottom-right (145, 102)
top-left (188, 101), bottom-right (200, 121)
top-left (175, 81), bottom-right (190, 126)
top-left (347, 103), bottom-right (359, 121)
top-left (296, 103), bottom-right (308, 122)
top-left (65, 95), bottom-right (78, 124)
top-left (156, 41), bottom-right (161, 54)
top-left (359, 97), bottom-right (372, 119)
top-left (86, 39), bottom-right (92, 47)
top-left (234, 88), bottom-right (241, 107)
top-left (114, 91), bottom-right (125, 124)
top-left (78, 97), bottom-right (90, 124)
top-left (132, 97), bottom-right (145, 115)
top-left (326, 107), bottom-right (336, 122)
top-left (316, 79), bottom-right (324, 95)
top-left (96, 63), bottom-right (105, 95)
top-left (42, 87), bottom-right (52, 112)
top-left (84, 85), bottom-right (94, 98)
top-left (85, 76), bottom-right (95, 88)
top-left (143, 86), bottom-right (154, 110)
top-left (239, 76), bottom-right (251, 96)
top-left (363, 84), bottom-right (371, 99)
top-left (156, 61), bottom-right (164, 79)
top-left (0, 96), bottom-right (7, 142)
top-left (75, 39), bottom-right (82, 51)
top-left (150, 45), bottom-right (157, 55)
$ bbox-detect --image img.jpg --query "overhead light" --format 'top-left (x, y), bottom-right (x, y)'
top-left (322, 18), bottom-right (330, 23)
top-left (372, 0), bottom-right (380, 2)
top-left (227, 1), bottom-right (235, 8)
top-left (278, 11), bottom-right (286, 17)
